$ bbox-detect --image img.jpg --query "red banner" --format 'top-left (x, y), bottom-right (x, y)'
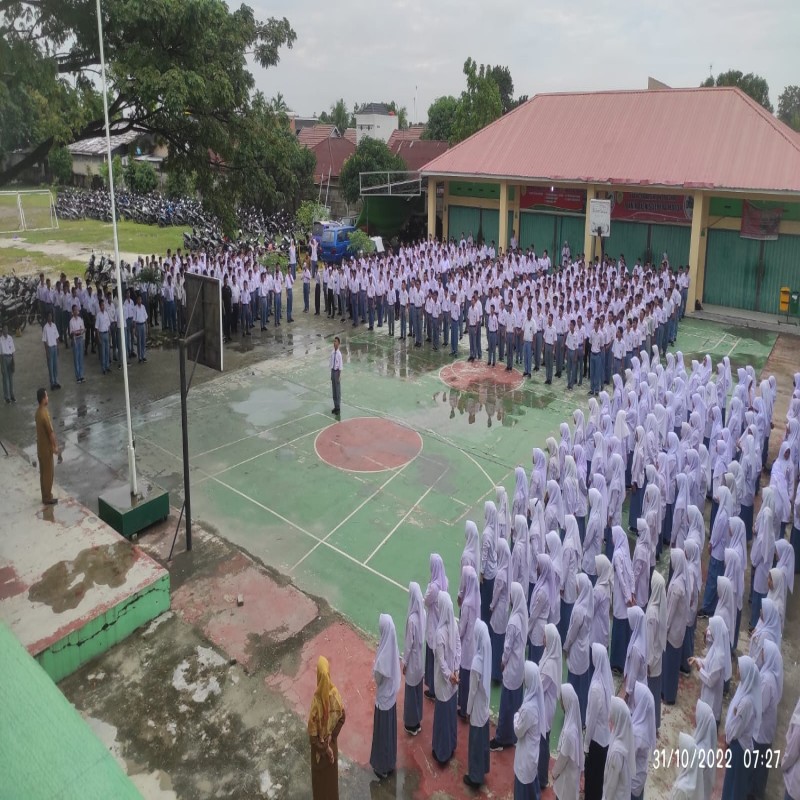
top-left (520, 186), bottom-right (586, 212)
top-left (610, 192), bottom-right (693, 225)
top-left (740, 200), bottom-right (782, 240)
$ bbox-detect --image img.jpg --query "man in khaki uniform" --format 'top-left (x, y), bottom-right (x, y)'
top-left (35, 387), bottom-right (59, 505)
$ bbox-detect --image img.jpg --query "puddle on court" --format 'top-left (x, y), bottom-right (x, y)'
top-left (432, 384), bottom-right (557, 428)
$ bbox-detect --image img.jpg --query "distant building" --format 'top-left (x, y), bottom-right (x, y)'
top-left (387, 126), bottom-right (449, 172)
top-left (295, 124), bottom-right (357, 217)
top-left (67, 129), bottom-right (151, 187)
top-left (355, 103), bottom-right (399, 145)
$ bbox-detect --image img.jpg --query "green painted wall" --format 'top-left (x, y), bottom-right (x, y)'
top-left (37, 574), bottom-right (170, 683)
top-left (650, 224), bottom-right (691, 267)
top-left (0, 623), bottom-right (143, 799)
top-left (519, 211), bottom-right (585, 258)
top-left (449, 181), bottom-right (515, 201)
top-left (448, 205), bottom-right (500, 245)
top-left (604, 220), bottom-right (649, 264)
top-left (709, 197), bottom-right (800, 221)
top-left (704, 229), bottom-right (800, 313)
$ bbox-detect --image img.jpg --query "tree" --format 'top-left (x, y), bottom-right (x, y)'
top-left (423, 96), bottom-right (459, 142)
top-left (0, 0), bottom-right (300, 229)
top-left (99, 154), bottom-right (123, 189)
top-left (295, 199), bottom-right (327, 234)
top-left (778, 85), bottom-right (800, 132)
top-left (270, 92), bottom-right (290, 114)
top-left (384, 101), bottom-right (408, 129)
top-left (165, 168), bottom-right (195, 198)
top-left (451, 58), bottom-right (503, 144)
top-left (701, 70), bottom-right (773, 112)
top-left (319, 98), bottom-right (354, 132)
top-left (347, 229), bottom-right (375, 255)
top-left (48, 146), bottom-right (73, 185)
top-left (486, 65), bottom-right (515, 115)
top-left (339, 137), bottom-right (405, 205)
top-left (124, 159), bottom-right (158, 193)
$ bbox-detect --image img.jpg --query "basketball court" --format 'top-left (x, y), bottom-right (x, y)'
top-left (122, 315), bottom-right (775, 645)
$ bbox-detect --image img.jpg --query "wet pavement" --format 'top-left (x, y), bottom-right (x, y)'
top-left (0, 307), bottom-right (796, 799)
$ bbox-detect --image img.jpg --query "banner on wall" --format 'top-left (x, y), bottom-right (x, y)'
top-left (740, 200), bottom-right (782, 240)
top-left (520, 186), bottom-right (586, 212)
top-left (609, 192), bottom-right (694, 224)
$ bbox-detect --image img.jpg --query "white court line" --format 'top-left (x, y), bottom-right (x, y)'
top-left (197, 426), bottom-right (328, 482)
top-left (211, 476), bottom-right (408, 591)
top-left (725, 337), bottom-right (742, 358)
top-left (364, 470), bottom-right (447, 565)
top-left (290, 459), bottom-right (414, 571)
top-left (193, 412), bottom-right (326, 457)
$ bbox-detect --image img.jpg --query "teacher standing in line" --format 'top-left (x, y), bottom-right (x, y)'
top-left (330, 337), bottom-right (342, 416)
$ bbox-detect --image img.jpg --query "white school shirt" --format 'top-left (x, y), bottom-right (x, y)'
top-left (0, 334), bottom-right (15, 355)
top-left (42, 322), bottom-right (59, 347)
top-left (133, 304), bottom-right (148, 324)
top-left (284, 273), bottom-right (294, 291)
top-left (329, 349), bottom-right (342, 371)
top-left (69, 315), bottom-right (86, 337)
top-left (95, 310), bottom-right (111, 333)
top-left (523, 318), bottom-right (536, 342)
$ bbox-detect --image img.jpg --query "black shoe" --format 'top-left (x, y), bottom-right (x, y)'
top-left (424, 689), bottom-right (435, 700)
top-left (374, 770), bottom-right (389, 780)
top-left (545, 380), bottom-right (552, 385)
top-left (332, 408), bottom-right (340, 415)
top-left (463, 775), bottom-right (481, 789)
top-left (405, 725), bottom-right (421, 736)
top-left (489, 738), bottom-right (504, 752)
top-left (44, 498), bottom-right (58, 505)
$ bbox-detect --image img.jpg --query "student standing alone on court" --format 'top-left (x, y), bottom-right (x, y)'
top-left (330, 337), bottom-right (342, 416)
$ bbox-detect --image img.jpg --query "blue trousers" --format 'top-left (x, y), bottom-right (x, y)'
top-left (46, 345), bottom-right (58, 386)
top-left (487, 330), bottom-right (497, 364)
top-left (468, 325), bottom-right (478, 358)
top-left (274, 294), bottom-right (282, 324)
top-left (136, 323), bottom-right (146, 360)
top-left (98, 330), bottom-right (110, 372)
top-left (590, 351), bottom-right (602, 394)
top-left (506, 334), bottom-right (514, 368)
top-left (544, 343), bottom-right (554, 382)
top-left (523, 341), bottom-right (532, 374)
top-left (450, 318), bottom-right (459, 354)
top-left (286, 288), bottom-right (293, 320)
top-left (72, 336), bottom-right (84, 378)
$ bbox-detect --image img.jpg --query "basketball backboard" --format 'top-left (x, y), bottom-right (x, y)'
top-left (184, 273), bottom-right (223, 372)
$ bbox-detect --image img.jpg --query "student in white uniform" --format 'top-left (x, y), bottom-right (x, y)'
top-left (552, 683), bottom-right (583, 800)
top-left (513, 661), bottom-right (544, 799)
top-left (329, 336), bottom-right (342, 415)
top-left (464, 619), bottom-right (492, 789)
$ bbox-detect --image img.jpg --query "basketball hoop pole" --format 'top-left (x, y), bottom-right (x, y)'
top-left (96, 0), bottom-right (137, 497)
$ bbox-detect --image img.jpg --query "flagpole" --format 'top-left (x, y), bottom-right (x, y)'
top-left (96, 0), bottom-right (138, 496)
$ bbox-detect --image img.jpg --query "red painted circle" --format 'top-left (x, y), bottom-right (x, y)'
top-left (315, 417), bottom-right (423, 472)
top-left (439, 360), bottom-right (524, 392)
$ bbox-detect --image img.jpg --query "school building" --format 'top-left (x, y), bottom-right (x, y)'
top-left (420, 87), bottom-right (800, 315)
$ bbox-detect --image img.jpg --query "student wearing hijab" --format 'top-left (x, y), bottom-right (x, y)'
top-left (538, 623), bottom-right (562, 790)
top-left (424, 554), bottom-right (448, 698)
top-left (623, 605), bottom-right (647, 704)
top-left (513, 465), bottom-right (530, 521)
top-left (792, 480), bottom-right (800, 572)
top-left (583, 487), bottom-right (604, 584)
top-left (592, 553), bottom-right (613, 651)
top-left (603, 696), bottom-right (634, 800)
top-left (783, 696), bottom-right (800, 800)
top-left (492, 582), bottom-right (528, 751)
top-left (767, 566), bottom-right (788, 628)
top-left (632, 518), bottom-right (651, 609)
top-left (689, 615), bottom-right (730, 725)
top-left (552, 683), bottom-right (584, 800)
top-left (308, 655), bottom-right (346, 800)
top-left (402, 582), bottom-right (425, 736)
top-left (670, 732), bottom-right (703, 800)
top-left (715, 576), bottom-right (737, 691)
top-left (629, 426), bottom-right (647, 531)
top-left (700, 485), bottom-right (732, 617)
top-left (458, 521), bottom-right (481, 606)
top-left (564, 573), bottom-right (593, 725)
top-left (607, 454), bottom-right (626, 557)
top-left (464, 619), bottom-right (492, 789)
top-left (749, 597), bottom-right (782, 664)
top-left (529, 553), bottom-right (557, 664)
top-left (497, 485), bottom-right (511, 542)
top-left (682, 539), bottom-right (702, 672)
top-left (559, 515), bottom-right (582, 644)
top-left (512, 514), bottom-right (531, 590)
top-left (630, 682), bottom-right (656, 800)
top-left (610, 526), bottom-right (634, 672)
top-left (370, 614), bottom-right (401, 779)
top-left (752, 639), bottom-right (783, 800)
top-left (513, 661), bottom-right (545, 800)
top-left (480, 501), bottom-right (498, 623)
top-left (545, 480), bottom-right (566, 539)
top-left (694, 698), bottom-right (718, 800)
top-left (775, 538), bottom-right (796, 594)
top-left (721, 656), bottom-right (762, 800)
top-left (458, 566), bottom-right (481, 719)
top-left (584, 644), bottom-right (613, 800)
top-left (490, 538), bottom-right (511, 682)
top-left (664, 549), bottom-right (689, 705)
top-left (432, 592), bottom-right (461, 765)
top-left (725, 543), bottom-right (745, 651)
top-left (750, 505), bottom-right (775, 631)
top-left (645, 571), bottom-right (667, 731)
top-left (530, 448), bottom-right (547, 505)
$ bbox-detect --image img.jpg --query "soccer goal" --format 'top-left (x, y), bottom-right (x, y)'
top-left (0, 189), bottom-right (59, 234)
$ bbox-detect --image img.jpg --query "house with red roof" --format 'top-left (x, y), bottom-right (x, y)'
top-left (420, 87), bottom-right (800, 314)
top-left (295, 124), bottom-right (356, 217)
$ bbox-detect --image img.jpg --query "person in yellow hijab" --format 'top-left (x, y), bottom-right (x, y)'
top-left (308, 656), bottom-right (346, 799)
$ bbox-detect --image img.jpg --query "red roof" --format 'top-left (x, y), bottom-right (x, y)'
top-left (420, 88), bottom-right (800, 194)
top-left (310, 137), bottom-right (355, 181)
top-left (387, 125), bottom-right (426, 149)
top-left (343, 127), bottom-right (357, 145)
top-left (391, 139), bottom-right (449, 171)
top-left (298, 124), bottom-right (338, 148)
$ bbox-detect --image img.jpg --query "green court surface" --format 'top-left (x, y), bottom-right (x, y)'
top-left (127, 316), bottom-right (775, 638)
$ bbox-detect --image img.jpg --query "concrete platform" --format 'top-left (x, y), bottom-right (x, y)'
top-left (98, 482), bottom-right (170, 539)
top-left (0, 453), bottom-right (170, 682)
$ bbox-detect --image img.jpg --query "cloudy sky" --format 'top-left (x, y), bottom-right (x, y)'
top-left (249, 0), bottom-right (800, 122)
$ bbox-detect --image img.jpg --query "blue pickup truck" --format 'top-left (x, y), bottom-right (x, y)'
top-left (319, 223), bottom-right (356, 264)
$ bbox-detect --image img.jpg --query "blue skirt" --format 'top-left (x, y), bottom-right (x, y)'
top-left (663, 503), bottom-right (674, 545)
top-left (432, 693), bottom-right (458, 764)
top-left (490, 628), bottom-right (505, 682)
top-left (467, 721), bottom-right (490, 785)
top-left (792, 526), bottom-right (800, 573)
top-left (721, 739), bottom-right (750, 800)
top-left (576, 515), bottom-right (586, 545)
top-left (568, 668), bottom-right (591, 727)
top-left (662, 641), bottom-right (682, 704)
top-left (741, 504), bottom-right (754, 542)
top-left (538, 731), bottom-right (550, 788)
top-left (458, 667), bottom-right (471, 717)
top-left (370, 703), bottom-right (397, 775)
top-left (425, 644), bottom-right (434, 693)
top-left (681, 623), bottom-right (696, 672)
top-left (480, 577), bottom-right (495, 624)
top-left (604, 526), bottom-right (613, 559)
top-left (648, 672), bottom-right (662, 731)
top-left (750, 590), bottom-right (766, 630)
top-left (496, 684), bottom-right (524, 746)
top-left (558, 599), bottom-right (574, 646)
top-left (628, 484), bottom-right (645, 531)
top-left (528, 642), bottom-right (544, 664)
top-left (610, 615), bottom-right (629, 671)
top-left (403, 680), bottom-right (423, 731)
top-left (514, 775), bottom-right (541, 800)
top-left (734, 608), bottom-right (742, 652)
